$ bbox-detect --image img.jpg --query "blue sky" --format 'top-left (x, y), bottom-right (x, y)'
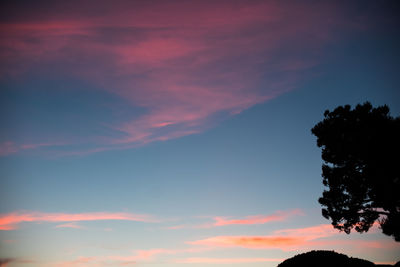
top-left (1, 1), bottom-right (399, 266)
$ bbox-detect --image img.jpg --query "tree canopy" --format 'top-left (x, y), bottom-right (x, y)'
top-left (311, 102), bottom-right (400, 241)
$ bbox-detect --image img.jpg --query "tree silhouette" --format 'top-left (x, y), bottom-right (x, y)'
top-left (311, 102), bottom-right (400, 241)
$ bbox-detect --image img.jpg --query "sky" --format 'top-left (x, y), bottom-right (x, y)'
top-left (0, 0), bottom-right (400, 266)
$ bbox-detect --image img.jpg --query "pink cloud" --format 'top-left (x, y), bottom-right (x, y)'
top-left (164, 224), bottom-right (187, 230)
top-left (213, 209), bottom-right (303, 226)
top-left (0, 141), bottom-right (64, 156)
top-left (189, 235), bottom-right (308, 249)
top-left (0, 211), bottom-right (156, 230)
top-left (109, 249), bottom-right (172, 263)
top-left (0, 1), bottom-right (355, 154)
top-left (0, 142), bottom-right (18, 156)
top-left (273, 224), bottom-right (338, 240)
top-left (188, 223), bottom-right (400, 252)
top-left (188, 224), bottom-right (344, 250)
top-left (54, 222), bottom-right (83, 229)
top-left (165, 209), bottom-right (303, 229)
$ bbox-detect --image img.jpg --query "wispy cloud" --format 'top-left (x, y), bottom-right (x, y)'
top-left (0, 211), bottom-right (156, 230)
top-left (0, 1), bottom-right (352, 155)
top-left (175, 257), bottom-right (284, 264)
top-left (54, 222), bottom-right (84, 229)
top-left (164, 224), bottom-right (188, 230)
top-left (189, 223), bottom-right (400, 252)
top-left (50, 249), bottom-right (282, 266)
top-left (108, 249), bottom-right (172, 263)
top-left (213, 209), bottom-right (303, 226)
top-left (189, 235), bottom-right (307, 249)
top-left (165, 209), bottom-right (303, 229)
top-left (0, 141), bottom-right (65, 156)
top-left (188, 224), bottom-right (339, 250)
top-left (21, 222), bottom-right (398, 266)
top-left (273, 224), bottom-right (337, 240)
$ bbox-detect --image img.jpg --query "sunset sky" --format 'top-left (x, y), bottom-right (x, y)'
top-left (1, 1), bottom-right (400, 266)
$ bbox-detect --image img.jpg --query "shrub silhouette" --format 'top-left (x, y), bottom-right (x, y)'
top-left (277, 250), bottom-right (375, 267)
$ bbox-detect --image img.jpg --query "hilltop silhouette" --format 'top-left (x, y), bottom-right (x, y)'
top-left (277, 250), bottom-right (399, 267)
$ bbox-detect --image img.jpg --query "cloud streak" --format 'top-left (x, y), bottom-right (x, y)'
top-left (189, 235), bottom-right (307, 249)
top-left (188, 222), bottom-right (400, 253)
top-left (0, 0), bottom-right (353, 155)
top-left (54, 222), bottom-right (84, 229)
top-left (165, 209), bottom-right (303, 229)
top-left (0, 141), bottom-right (64, 156)
top-left (175, 257), bottom-right (284, 264)
top-left (213, 209), bottom-right (303, 226)
top-left (188, 224), bottom-right (340, 250)
top-left (0, 211), bottom-right (156, 230)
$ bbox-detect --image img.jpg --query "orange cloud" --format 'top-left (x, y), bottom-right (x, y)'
top-left (375, 261), bottom-right (397, 265)
top-left (189, 235), bottom-right (307, 249)
top-left (188, 224), bottom-right (343, 250)
top-left (0, 211), bottom-right (155, 230)
top-left (188, 223), bottom-right (400, 252)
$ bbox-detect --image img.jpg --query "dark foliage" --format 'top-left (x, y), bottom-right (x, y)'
top-left (277, 250), bottom-right (375, 267)
top-left (312, 102), bottom-right (400, 241)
